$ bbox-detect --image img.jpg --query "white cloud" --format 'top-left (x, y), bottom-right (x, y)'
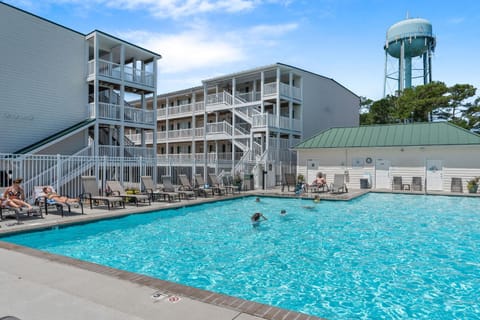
top-left (118, 28), bottom-right (245, 74)
top-left (47, 0), bottom-right (261, 19)
top-left (249, 23), bottom-right (298, 37)
top-left (118, 16), bottom-right (298, 74)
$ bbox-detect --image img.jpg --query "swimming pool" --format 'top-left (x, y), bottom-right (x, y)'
top-left (2, 193), bottom-right (480, 319)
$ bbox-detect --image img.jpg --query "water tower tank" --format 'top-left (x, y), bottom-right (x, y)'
top-left (383, 17), bottom-right (436, 96)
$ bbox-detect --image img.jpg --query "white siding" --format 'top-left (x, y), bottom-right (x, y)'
top-left (300, 71), bottom-right (359, 140)
top-left (0, 4), bottom-right (87, 153)
top-left (298, 145), bottom-right (480, 192)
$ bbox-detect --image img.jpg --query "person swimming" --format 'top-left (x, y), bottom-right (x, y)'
top-left (313, 195), bottom-right (321, 203)
top-left (251, 212), bottom-right (267, 227)
top-left (280, 209), bottom-right (287, 216)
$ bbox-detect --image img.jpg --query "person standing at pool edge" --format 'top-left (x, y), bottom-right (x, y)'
top-left (251, 212), bottom-right (267, 227)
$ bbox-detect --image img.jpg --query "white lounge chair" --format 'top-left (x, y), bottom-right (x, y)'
top-left (330, 174), bottom-right (348, 193)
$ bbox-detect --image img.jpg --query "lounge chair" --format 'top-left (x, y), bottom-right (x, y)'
top-left (451, 177), bottom-right (463, 193)
top-left (178, 174), bottom-right (205, 197)
top-left (80, 176), bottom-right (125, 210)
top-left (106, 180), bottom-right (151, 206)
top-left (0, 187), bottom-right (42, 223)
top-left (309, 173), bottom-right (328, 193)
top-left (162, 176), bottom-right (195, 200)
top-left (34, 186), bottom-right (83, 217)
top-left (194, 174), bottom-right (215, 197)
top-left (140, 176), bottom-right (179, 202)
top-left (222, 175), bottom-right (238, 194)
top-left (330, 174), bottom-right (348, 193)
top-left (282, 173), bottom-right (296, 192)
top-left (208, 173), bottom-right (228, 195)
top-left (412, 177), bottom-right (423, 191)
top-left (392, 176), bottom-right (403, 190)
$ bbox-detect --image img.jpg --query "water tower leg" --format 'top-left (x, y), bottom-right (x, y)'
top-left (383, 51), bottom-right (388, 97)
top-left (399, 40), bottom-right (405, 92)
top-left (405, 56), bottom-right (412, 89)
top-left (423, 52), bottom-right (428, 85)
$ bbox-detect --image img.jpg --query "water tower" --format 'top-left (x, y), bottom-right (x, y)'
top-left (383, 17), bottom-right (436, 96)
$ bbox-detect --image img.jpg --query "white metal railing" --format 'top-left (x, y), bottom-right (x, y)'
top-left (98, 145), bottom-right (154, 158)
top-left (124, 106), bottom-right (155, 125)
top-left (279, 82), bottom-right (290, 97)
top-left (194, 101), bottom-right (205, 112)
top-left (264, 82), bottom-right (277, 95)
top-left (233, 138), bottom-right (248, 152)
top-left (157, 108), bottom-right (166, 118)
top-left (157, 101), bottom-right (204, 120)
top-left (206, 92), bottom-right (232, 106)
top-left (88, 59), bottom-right (154, 88)
top-left (123, 65), bottom-right (154, 87)
top-left (206, 121), bottom-right (232, 136)
top-left (236, 92), bottom-right (261, 103)
top-left (89, 103), bottom-right (155, 125)
top-left (95, 102), bottom-right (121, 121)
top-left (252, 114), bottom-right (300, 130)
top-left (252, 142), bottom-right (262, 159)
top-left (263, 82), bottom-right (302, 100)
top-left (236, 106), bottom-right (261, 124)
top-left (168, 128), bottom-right (194, 140)
top-left (129, 128), bottom-right (206, 144)
top-left (0, 153), bottom-right (158, 203)
top-left (292, 86), bottom-right (302, 100)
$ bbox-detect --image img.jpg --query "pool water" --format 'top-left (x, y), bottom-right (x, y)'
top-left (2, 194), bottom-right (480, 319)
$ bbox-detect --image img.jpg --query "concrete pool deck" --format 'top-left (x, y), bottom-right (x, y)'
top-left (0, 187), bottom-right (476, 319)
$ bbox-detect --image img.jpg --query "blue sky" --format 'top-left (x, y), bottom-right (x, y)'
top-left (4, 0), bottom-right (480, 100)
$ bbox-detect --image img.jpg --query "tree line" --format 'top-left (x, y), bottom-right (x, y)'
top-left (360, 82), bottom-right (479, 132)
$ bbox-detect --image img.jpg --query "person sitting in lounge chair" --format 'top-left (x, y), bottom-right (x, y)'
top-left (3, 178), bottom-right (33, 210)
top-left (42, 186), bottom-right (79, 204)
top-left (1, 195), bottom-right (21, 210)
top-left (310, 173), bottom-right (327, 190)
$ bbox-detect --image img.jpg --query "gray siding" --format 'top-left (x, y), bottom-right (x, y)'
top-left (0, 4), bottom-right (87, 153)
top-left (300, 71), bottom-right (359, 140)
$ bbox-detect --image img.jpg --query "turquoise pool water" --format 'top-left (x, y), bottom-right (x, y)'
top-left (2, 194), bottom-right (480, 319)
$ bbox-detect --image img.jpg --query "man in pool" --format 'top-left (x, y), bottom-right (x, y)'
top-left (251, 212), bottom-right (267, 227)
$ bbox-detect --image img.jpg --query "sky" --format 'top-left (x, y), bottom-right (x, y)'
top-left (3, 0), bottom-right (480, 101)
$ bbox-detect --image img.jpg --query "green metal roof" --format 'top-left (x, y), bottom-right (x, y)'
top-left (295, 122), bottom-right (480, 149)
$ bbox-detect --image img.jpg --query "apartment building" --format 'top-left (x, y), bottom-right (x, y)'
top-left (129, 64), bottom-right (359, 187)
top-left (0, 2), bottom-right (161, 191)
top-left (0, 2), bottom-right (160, 159)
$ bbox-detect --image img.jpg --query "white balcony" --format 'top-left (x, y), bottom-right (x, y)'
top-left (263, 82), bottom-right (302, 101)
top-left (98, 145), bottom-right (155, 158)
top-left (88, 59), bottom-right (155, 88)
top-left (252, 114), bottom-right (301, 131)
top-left (157, 101), bottom-right (205, 120)
top-left (89, 103), bottom-right (155, 125)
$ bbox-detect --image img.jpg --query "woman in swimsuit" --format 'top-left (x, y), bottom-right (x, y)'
top-left (4, 178), bottom-right (33, 210)
top-left (42, 187), bottom-right (79, 204)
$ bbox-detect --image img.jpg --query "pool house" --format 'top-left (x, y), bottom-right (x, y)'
top-left (295, 122), bottom-right (480, 193)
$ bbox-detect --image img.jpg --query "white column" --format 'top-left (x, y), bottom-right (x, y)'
top-left (203, 84), bottom-right (208, 179)
top-left (231, 78), bottom-right (236, 171)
